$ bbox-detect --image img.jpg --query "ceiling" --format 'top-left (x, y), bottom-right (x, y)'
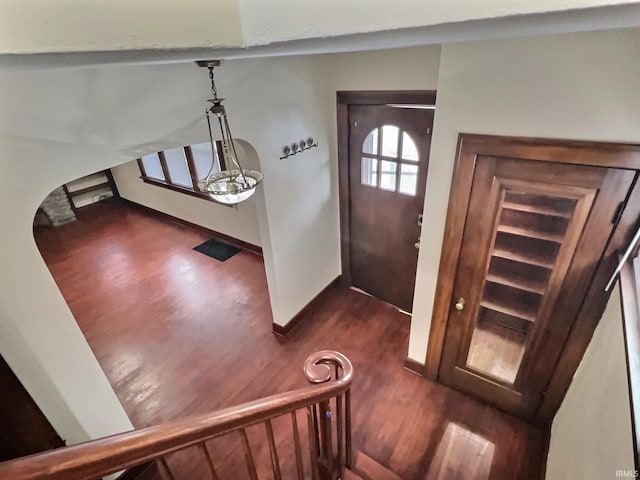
top-left (1, 0), bottom-right (640, 69)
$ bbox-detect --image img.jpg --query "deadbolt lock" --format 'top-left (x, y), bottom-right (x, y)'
top-left (455, 298), bottom-right (465, 311)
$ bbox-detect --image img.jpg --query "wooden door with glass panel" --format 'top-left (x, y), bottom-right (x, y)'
top-left (439, 153), bottom-right (634, 419)
top-left (348, 104), bottom-right (433, 312)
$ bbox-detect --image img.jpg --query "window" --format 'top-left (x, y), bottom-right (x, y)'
top-left (360, 125), bottom-right (420, 196)
top-left (137, 142), bottom-right (226, 203)
top-left (163, 147), bottom-right (192, 188)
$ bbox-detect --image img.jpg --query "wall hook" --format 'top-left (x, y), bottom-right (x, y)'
top-left (280, 137), bottom-right (318, 160)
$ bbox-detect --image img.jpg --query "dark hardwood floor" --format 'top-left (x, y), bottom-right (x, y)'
top-left (33, 200), bottom-right (545, 479)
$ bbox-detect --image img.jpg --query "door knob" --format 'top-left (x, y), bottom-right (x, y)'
top-left (414, 241), bottom-right (420, 250)
top-left (455, 298), bottom-right (465, 311)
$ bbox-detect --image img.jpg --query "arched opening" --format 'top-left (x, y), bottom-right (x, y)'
top-left (31, 140), bottom-right (272, 435)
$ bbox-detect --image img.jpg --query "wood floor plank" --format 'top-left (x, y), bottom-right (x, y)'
top-left (34, 200), bottom-right (545, 479)
top-left (353, 450), bottom-right (403, 480)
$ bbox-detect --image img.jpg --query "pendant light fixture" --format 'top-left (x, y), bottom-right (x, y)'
top-left (196, 60), bottom-right (263, 205)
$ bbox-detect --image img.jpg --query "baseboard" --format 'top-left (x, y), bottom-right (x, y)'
top-left (403, 357), bottom-right (428, 377)
top-left (118, 198), bottom-right (262, 256)
top-left (272, 275), bottom-right (341, 336)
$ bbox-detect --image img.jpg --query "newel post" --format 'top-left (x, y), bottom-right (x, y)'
top-left (304, 351), bottom-right (353, 480)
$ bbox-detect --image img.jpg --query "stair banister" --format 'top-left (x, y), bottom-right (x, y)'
top-left (0, 350), bottom-right (353, 480)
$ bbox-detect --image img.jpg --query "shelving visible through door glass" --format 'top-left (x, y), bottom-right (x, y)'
top-left (465, 191), bottom-right (577, 384)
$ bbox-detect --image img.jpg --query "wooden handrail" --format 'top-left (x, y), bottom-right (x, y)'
top-left (0, 350), bottom-right (353, 480)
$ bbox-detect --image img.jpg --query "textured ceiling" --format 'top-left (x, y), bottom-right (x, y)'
top-left (1, 0), bottom-right (640, 69)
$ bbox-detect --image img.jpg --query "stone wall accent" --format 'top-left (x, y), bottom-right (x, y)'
top-left (39, 187), bottom-right (76, 226)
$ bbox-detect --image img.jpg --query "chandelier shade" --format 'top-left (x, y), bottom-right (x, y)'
top-left (198, 169), bottom-right (263, 205)
top-left (196, 60), bottom-right (263, 205)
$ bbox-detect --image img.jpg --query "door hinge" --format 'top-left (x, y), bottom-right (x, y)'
top-left (612, 201), bottom-right (625, 226)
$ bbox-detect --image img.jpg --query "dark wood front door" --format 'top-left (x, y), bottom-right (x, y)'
top-left (348, 105), bottom-right (433, 312)
top-left (438, 152), bottom-right (635, 419)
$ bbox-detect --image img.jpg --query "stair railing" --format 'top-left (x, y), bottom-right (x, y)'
top-left (0, 350), bottom-right (353, 480)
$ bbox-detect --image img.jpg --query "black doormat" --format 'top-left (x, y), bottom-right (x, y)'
top-left (193, 238), bottom-right (241, 262)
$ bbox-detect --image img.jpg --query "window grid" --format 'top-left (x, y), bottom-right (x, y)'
top-left (137, 141), bottom-right (228, 204)
top-left (361, 126), bottom-right (419, 196)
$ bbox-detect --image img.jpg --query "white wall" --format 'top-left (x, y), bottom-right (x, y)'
top-left (546, 285), bottom-right (635, 478)
top-left (409, 27), bottom-right (640, 362)
top-left (0, 139), bottom-right (134, 445)
top-left (317, 46), bottom-right (441, 91)
top-left (316, 46), bottom-right (441, 167)
top-left (245, 56), bottom-right (340, 325)
top-left (0, 55), bottom-right (339, 443)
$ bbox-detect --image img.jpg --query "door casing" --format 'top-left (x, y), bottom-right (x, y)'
top-left (425, 133), bottom-right (640, 424)
top-left (336, 90), bottom-right (437, 290)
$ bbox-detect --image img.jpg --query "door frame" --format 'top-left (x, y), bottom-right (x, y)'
top-left (336, 90), bottom-right (437, 287)
top-left (425, 133), bottom-right (640, 423)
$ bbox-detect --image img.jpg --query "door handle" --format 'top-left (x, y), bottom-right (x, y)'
top-left (455, 298), bottom-right (465, 311)
top-left (414, 241), bottom-right (420, 250)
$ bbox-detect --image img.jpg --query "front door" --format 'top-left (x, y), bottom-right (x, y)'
top-left (438, 153), bottom-right (635, 419)
top-left (348, 105), bottom-right (434, 312)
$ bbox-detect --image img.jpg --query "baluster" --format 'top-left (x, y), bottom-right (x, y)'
top-left (336, 394), bottom-right (344, 477)
top-left (155, 457), bottom-right (176, 480)
top-left (265, 419), bottom-right (282, 480)
top-left (291, 411), bottom-right (304, 480)
top-left (345, 389), bottom-right (352, 468)
top-left (319, 400), bottom-right (333, 465)
top-left (198, 442), bottom-right (220, 480)
top-left (311, 404), bottom-right (321, 457)
top-left (239, 428), bottom-right (259, 480)
top-left (307, 406), bottom-right (321, 480)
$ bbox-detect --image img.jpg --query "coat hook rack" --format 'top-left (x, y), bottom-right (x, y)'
top-left (280, 137), bottom-right (318, 160)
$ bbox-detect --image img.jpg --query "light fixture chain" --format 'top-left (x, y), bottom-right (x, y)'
top-left (208, 66), bottom-right (218, 100)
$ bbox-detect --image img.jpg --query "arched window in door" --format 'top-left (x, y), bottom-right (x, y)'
top-left (361, 125), bottom-right (419, 196)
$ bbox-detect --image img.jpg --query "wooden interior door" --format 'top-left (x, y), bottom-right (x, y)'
top-left (348, 105), bottom-right (433, 312)
top-left (438, 153), bottom-right (635, 419)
